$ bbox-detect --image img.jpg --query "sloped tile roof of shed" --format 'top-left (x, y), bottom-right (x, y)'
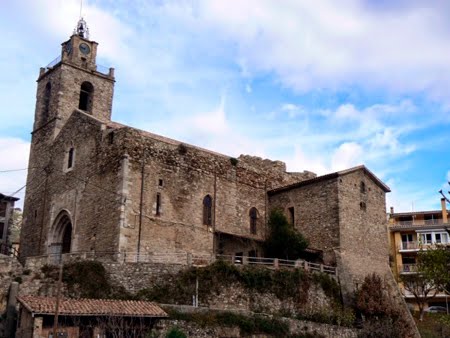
top-left (17, 296), bottom-right (168, 318)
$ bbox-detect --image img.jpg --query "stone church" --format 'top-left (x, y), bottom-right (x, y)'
top-left (20, 20), bottom-right (392, 290)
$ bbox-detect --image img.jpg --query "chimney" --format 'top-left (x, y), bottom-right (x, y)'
top-left (390, 206), bottom-right (394, 215)
top-left (442, 198), bottom-right (448, 224)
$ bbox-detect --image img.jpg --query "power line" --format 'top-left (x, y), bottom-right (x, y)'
top-left (0, 168), bottom-right (31, 173)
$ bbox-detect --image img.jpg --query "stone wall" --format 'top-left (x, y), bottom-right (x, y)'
top-left (336, 169), bottom-right (390, 296)
top-left (268, 177), bottom-right (340, 265)
top-left (0, 256), bottom-right (22, 313)
top-left (114, 126), bottom-right (315, 257)
top-left (21, 111), bottom-right (124, 260)
top-left (154, 305), bottom-right (358, 338)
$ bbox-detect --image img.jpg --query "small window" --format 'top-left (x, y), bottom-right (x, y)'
top-left (79, 81), bottom-right (94, 112)
top-left (235, 252), bottom-right (243, 264)
top-left (288, 207), bottom-right (295, 225)
top-left (360, 181), bottom-right (366, 193)
top-left (0, 202), bottom-right (6, 218)
top-left (203, 195), bottom-right (212, 226)
top-left (156, 193), bottom-right (161, 215)
top-left (249, 207), bottom-right (258, 234)
top-left (108, 132), bottom-right (114, 145)
top-left (158, 179), bottom-right (163, 187)
top-left (67, 147), bottom-right (75, 169)
top-left (360, 202), bottom-right (366, 211)
top-left (0, 222), bottom-right (4, 239)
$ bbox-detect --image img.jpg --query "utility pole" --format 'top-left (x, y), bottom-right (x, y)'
top-left (52, 257), bottom-right (64, 337)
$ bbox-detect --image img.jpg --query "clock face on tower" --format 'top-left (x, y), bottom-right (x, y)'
top-left (79, 43), bottom-right (91, 55)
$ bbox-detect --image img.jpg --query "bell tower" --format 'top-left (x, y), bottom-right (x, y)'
top-left (33, 18), bottom-right (115, 136)
top-left (21, 19), bottom-right (116, 258)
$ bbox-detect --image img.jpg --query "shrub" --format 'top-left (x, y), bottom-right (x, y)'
top-left (356, 273), bottom-right (415, 338)
top-left (178, 144), bottom-right (188, 155)
top-left (137, 260), bottom-right (311, 306)
top-left (62, 260), bottom-right (132, 300)
top-left (166, 309), bottom-right (289, 336)
top-left (166, 327), bottom-right (187, 338)
top-left (264, 209), bottom-right (308, 260)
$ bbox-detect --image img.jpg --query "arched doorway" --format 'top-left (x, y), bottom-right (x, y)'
top-left (50, 211), bottom-right (73, 255)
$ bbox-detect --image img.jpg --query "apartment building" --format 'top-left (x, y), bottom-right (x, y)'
top-left (389, 198), bottom-right (450, 308)
top-left (0, 193), bottom-right (19, 250)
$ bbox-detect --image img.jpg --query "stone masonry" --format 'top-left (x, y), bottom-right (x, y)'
top-left (19, 20), bottom-right (408, 310)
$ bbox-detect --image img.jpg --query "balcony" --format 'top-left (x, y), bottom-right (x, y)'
top-left (396, 219), bottom-right (445, 227)
top-left (399, 241), bottom-right (421, 251)
top-left (400, 264), bottom-right (417, 274)
top-left (399, 241), bottom-right (450, 252)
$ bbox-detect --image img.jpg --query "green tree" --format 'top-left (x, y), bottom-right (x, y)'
top-left (263, 209), bottom-right (308, 260)
top-left (401, 245), bottom-right (450, 320)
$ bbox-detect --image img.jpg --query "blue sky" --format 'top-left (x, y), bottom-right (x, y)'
top-left (1, 0), bottom-right (449, 212)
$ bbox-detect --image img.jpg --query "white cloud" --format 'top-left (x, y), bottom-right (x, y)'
top-left (198, 0), bottom-right (450, 99)
top-left (191, 95), bottom-right (228, 134)
top-left (331, 142), bottom-right (363, 171)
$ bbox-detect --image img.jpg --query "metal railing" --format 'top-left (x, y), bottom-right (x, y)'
top-left (398, 241), bottom-right (449, 251)
top-left (96, 64), bottom-right (111, 75)
top-left (25, 251), bottom-right (337, 276)
top-left (45, 55), bottom-right (61, 70)
top-left (396, 219), bottom-right (444, 226)
top-left (399, 241), bottom-right (421, 250)
top-left (400, 264), bottom-right (417, 273)
top-left (0, 243), bottom-right (19, 258)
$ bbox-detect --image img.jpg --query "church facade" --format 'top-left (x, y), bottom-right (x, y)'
top-left (21, 21), bottom-right (391, 290)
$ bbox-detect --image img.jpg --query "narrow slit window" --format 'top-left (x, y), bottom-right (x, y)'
top-left (360, 181), bottom-right (366, 193)
top-left (360, 202), bottom-right (367, 211)
top-left (108, 132), bottom-right (114, 145)
top-left (67, 147), bottom-right (74, 169)
top-left (288, 207), bottom-right (295, 225)
top-left (249, 207), bottom-right (258, 234)
top-left (156, 193), bottom-right (161, 215)
top-left (203, 195), bottom-right (212, 226)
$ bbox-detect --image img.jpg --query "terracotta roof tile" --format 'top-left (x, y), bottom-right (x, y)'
top-left (17, 296), bottom-right (167, 318)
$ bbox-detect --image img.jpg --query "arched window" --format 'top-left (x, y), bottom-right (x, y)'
top-left (360, 181), bottom-right (366, 193)
top-left (249, 207), bottom-right (258, 234)
top-left (42, 82), bottom-right (51, 122)
top-left (203, 195), bottom-right (212, 226)
top-left (78, 81), bottom-right (94, 112)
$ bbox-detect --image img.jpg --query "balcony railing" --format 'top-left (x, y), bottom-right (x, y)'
top-left (396, 219), bottom-right (444, 226)
top-left (399, 241), bottom-right (448, 251)
top-left (399, 241), bottom-right (421, 250)
top-left (400, 264), bottom-right (417, 273)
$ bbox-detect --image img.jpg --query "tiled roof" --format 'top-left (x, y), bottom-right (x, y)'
top-left (17, 296), bottom-right (168, 318)
top-left (268, 165), bottom-right (391, 195)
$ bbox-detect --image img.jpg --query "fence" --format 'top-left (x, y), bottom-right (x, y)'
top-left (0, 243), bottom-right (19, 258)
top-left (26, 251), bottom-right (337, 277)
